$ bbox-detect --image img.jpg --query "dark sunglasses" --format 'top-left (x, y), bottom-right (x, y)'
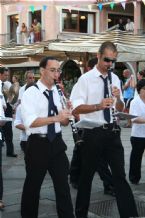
top-left (28, 77), bottom-right (35, 79)
top-left (103, 57), bottom-right (117, 63)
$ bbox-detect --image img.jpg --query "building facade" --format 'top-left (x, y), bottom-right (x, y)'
top-left (1, 0), bottom-right (145, 84)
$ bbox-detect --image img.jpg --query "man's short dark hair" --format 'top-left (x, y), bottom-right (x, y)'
top-left (39, 56), bottom-right (58, 69)
top-left (88, 57), bottom-right (98, 69)
top-left (139, 69), bottom-right (145, 78)
top-left (137, 79), bottom-right (145, 94)
top-left (0, 67), bottom-right (8, 74)
top-left (98, 41), bottom-right (117, 55)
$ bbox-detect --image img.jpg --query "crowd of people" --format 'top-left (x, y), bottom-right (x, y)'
top-left (0, 43), bottom-right (145, 217)
top-left (16, 18), bottom-right (41, 44)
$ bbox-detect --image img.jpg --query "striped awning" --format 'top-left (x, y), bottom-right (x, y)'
top-left (48, 30), bottom-right (145, 62)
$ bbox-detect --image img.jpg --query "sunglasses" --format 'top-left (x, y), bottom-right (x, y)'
top-left (28, 77), bottom-right (35, 79)
top-left (103, 57), bottom-right (117, 63)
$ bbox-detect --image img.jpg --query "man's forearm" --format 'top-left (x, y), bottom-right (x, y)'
top-left (72, 104), bottom-right (102, 116)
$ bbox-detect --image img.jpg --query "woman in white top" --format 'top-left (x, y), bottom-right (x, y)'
top-left (20, 23), bottom-right (27, 44)
top-left (129, 79), bottom-right (145, 184)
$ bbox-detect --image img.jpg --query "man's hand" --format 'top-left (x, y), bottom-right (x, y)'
top-left (100, 98), bottom-right (114, 109)
top-left (112, 86), bottom-right (120, 99)
top-left (57, 109), bottom-right (71, 123)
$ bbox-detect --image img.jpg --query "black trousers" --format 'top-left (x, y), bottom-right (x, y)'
top-left (21, 134), bottom-right (75, 218)
top-left (20, 141), bottom-right (27, 154)
top-left (129, 136), bottom-right (145, 183)
top-left (2, 103), bottom-right (14, 155)
top-left (0, 140), bottom-right (3, 200)
top-left (70, 142), bottom-right (113, 189)
top-left (75, 127), bottom-right (138, 218)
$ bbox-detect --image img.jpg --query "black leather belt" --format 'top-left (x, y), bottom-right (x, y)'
top-left (99, 123), bottom-right (114, 130)
top-left (93, 123), bottom-right (120, 132)
top-left (30, 132), bottom-right (61, 138)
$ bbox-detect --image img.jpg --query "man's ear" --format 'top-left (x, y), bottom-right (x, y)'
top-left (40, 67), bottom-right (45, 76)
top-left (97, 53), bottom-right (100, 59)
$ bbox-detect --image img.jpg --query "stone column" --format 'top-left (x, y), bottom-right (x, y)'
top-left (134, 1), bottom-right (141, 34)
top-left (99, 8), bottom-right (107, 32)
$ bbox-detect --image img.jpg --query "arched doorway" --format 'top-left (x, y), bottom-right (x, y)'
top-left (60, 59), bottom-right (81, 96)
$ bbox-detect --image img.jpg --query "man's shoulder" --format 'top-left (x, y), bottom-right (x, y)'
top-left (112, 72), bottom-right (120, 81)
top-left (20, 84), bottom-right (26, 90)
top-left (4, 81), bottom-right (11, 89)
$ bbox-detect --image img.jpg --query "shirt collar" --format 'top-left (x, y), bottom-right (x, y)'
top-left (37, 80), bottom-right (56, 94)
top-left (92, 66), bottom-right (107, 78)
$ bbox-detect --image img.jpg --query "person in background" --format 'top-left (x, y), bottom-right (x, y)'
top-left (14, 82), bottom-right (34, 153)
top-left (137, 69), bottom-right (145, 81)
top-left (134, 69), bottom-right (145, 97)
top-left (16, 21), bottom-right (21, 44)
top-left (27, 24), bottom-right (35, 44)
top-left (7, 75), bottom-right (20, 110)
top-left (0, 67), bottom-right (7, 210)
top-left (117, 18), bottom-right (125, 31)
top-left (33, 18), bottom-right (41, 42)
top-left (70, 41), bottom-right (138, 218)
top-left (0, 68), bottom-right (17, 157)
top-left (122, 69), bottom-right (135, 128)
top-left (126, 18), bottom-right (134, 32)
top-left (20, 56), bottom-right (75, 218)
top-left (20, 23), bottom-right (27, 44)
top-left (129, 79), bottom-right (145, 185)
top-left (70, 57), bottom-right (115, 196)
top-left (17, 70), bottom-right (35, 104)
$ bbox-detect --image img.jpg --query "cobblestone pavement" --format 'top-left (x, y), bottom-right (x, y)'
top-left (1, 122), bottom-right (145, 218)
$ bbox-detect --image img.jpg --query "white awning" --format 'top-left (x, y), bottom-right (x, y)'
top-left (48, 30), bottom-right (145, 62)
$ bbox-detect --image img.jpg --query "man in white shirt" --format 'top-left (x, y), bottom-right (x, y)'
top-left (17, 70), bottom-right (35, 104)
top-left (129, 79), bottom-right (145, 185)
top-left (70, 41), bottom-right (138, 218)
top-left (126, 18), bottom-right (134, 32)
top-left (0, 68), bottom-right (17, 157)
top-left (20, 56), bottom-right (75, 218)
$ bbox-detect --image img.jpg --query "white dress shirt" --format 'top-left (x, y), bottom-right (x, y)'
top-left (130, 95), bottom-right (145, 138)
top-left (14, 104), bottom-right (28, 141)
top-left (18, 84), bottom-right (26, 102)
top-left (126, 22), bottom-right (134, 31)
top-left (70, 67), bottom-right (123, 124)
top-left (4, 81), bottom-right (11, 90)
top-left (21, 80), bottom-right (62, 136)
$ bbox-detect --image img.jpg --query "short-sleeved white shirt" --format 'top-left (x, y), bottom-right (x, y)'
top-left (18, 84), bottom-right (26, 101)
top-left (70, 67), bottom-right (123, 124)
top-left (21, 80), bottom-right (62, 136)
top-left (14, 104), bottom-right (28, 141)
top-left (130, 95), bottom-right (145, 138)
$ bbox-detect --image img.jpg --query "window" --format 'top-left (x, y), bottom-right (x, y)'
top-left (62, 9), bottom-right (95, 33)
top-left (8, 14), bottom-right (19, 40)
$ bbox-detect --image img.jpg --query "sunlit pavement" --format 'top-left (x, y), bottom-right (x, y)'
top-left (1, 121), bottom-right (145, 218)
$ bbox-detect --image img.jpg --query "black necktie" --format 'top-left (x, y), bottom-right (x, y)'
top-left (1, 82), bottom-right (4, 91)
top-left (1, 82), bottom-right (6, 101)
top-left (1, 82), bottom-right (4, 94)
top-left (44, 90), bottom-right (56, 142)
top-left (100, 76), bottom-right (110, 123)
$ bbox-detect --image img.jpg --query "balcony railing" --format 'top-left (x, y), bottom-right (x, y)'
top-left (0, 29), bottom-right (45, 45)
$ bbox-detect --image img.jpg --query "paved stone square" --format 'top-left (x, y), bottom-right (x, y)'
top-left (1, 123), bottom-right (145, 218)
